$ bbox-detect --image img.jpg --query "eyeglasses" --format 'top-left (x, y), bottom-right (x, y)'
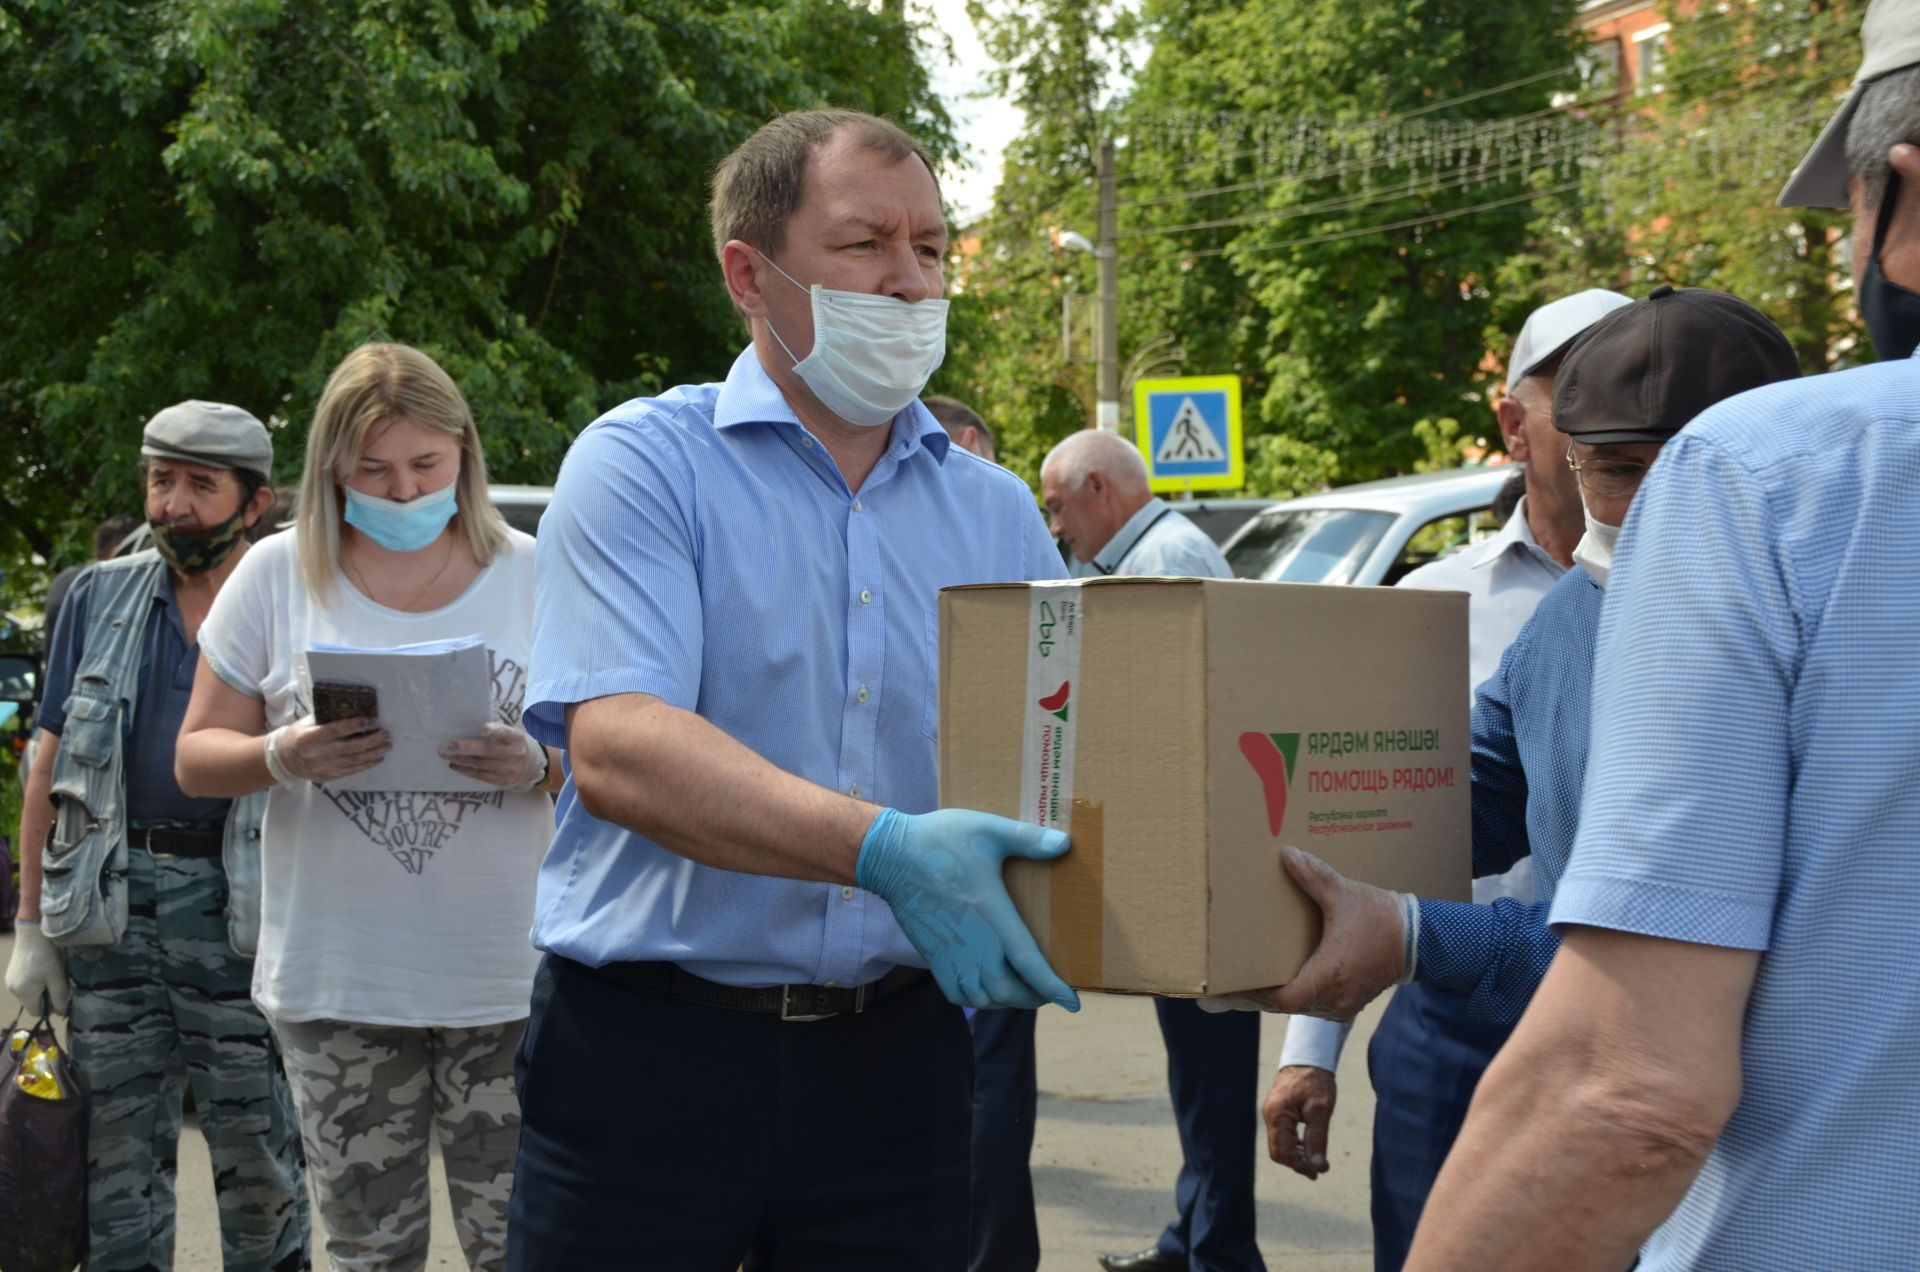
top-left (1565, 445), bottom-right (1650, 497)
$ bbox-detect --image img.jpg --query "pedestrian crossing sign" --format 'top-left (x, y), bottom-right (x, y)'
top-left (1133, 375), bottom-right (1243, 493)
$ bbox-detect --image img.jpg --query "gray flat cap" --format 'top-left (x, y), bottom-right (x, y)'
top-left (141, 400), bottom-right (273, 479)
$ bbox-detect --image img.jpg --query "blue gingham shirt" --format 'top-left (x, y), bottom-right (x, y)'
top-left (1411, 565), bottom-right (1602, 1023)
top-left (526, 349), bottom-right (1062, 988)
top-left (1552, 348), bottom-right (1920, 1270)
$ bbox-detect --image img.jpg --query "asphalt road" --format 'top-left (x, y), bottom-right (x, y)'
top-left (2, 930), bottom-right (1383, 1270)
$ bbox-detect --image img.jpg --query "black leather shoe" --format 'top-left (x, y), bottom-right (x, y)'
top-left (1096, 1249), bottom-right (1185, 1272)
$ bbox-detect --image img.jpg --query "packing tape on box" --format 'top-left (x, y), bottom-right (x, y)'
top-left (1053, 798), bottom-right (1104, 987)
top-left (1020, 580), bottom-right (1083, 831)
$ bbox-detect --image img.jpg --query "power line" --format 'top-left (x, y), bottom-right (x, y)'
top-left (1114, 40), bottom-right (1767, 210)
top-left (1116, 110), bottom-right (1585, 211)
top-left (1115, 137), bottom-right (1590, 241)
top-left (1119, 85), bottom-right (1805, 265)
top-left (1109, 0), bottom-right (1764, 189)
top-left (1122, 180), bottom-right (1584, 263)
top-left (960, 14), bottom-right (1809, 248)
top-left (1113, 69), bottom-right (1800, 250)
top-left (1110, 67), bottom-right (1580, 187)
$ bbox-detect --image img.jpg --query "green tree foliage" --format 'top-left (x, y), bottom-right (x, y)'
top-left (1507, 0), bottom-right (1866, 373)
top-left (948, 0), bottom-right (1581, 495)
top-left (928, 0), bottom-right (1132, 488)
top-left (0, 0), bottom-right (950, 617)
top-left (1132, 0), bottom-right (1581, 483)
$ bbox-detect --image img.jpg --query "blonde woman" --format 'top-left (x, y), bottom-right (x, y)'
top-left (177, 343), bottom-right (560, 1271)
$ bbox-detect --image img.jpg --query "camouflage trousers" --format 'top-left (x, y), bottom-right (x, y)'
top-left (270, 1016), bottom-right (524, 1272)
top-left (65, 848), bottom-right (310, 1272)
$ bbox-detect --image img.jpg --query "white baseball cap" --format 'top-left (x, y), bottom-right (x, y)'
top-left (1779, 0), bottom-right (1920, 209)
top-left (1505, 288), bottom-right (1633, 391)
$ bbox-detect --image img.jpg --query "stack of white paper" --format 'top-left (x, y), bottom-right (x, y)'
top-left (303, 634), bottom-right (494, 792)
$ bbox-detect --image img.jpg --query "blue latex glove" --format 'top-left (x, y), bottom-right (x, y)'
top-left (856, 808), bottom-right (1081, 1012)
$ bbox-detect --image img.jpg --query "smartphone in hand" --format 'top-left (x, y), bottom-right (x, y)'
top-left (312, 681), bottom-right (379, 731)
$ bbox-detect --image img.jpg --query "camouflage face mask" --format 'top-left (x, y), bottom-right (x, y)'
top-left (148, 502), bottom-right (248, 575)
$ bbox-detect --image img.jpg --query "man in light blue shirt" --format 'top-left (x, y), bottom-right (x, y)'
top-left (510, 109), bottom-right (1077, 1271)
top-left (1409, 9), bottom-right (1920, 1269)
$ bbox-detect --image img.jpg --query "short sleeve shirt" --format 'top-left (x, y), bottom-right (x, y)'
top-left (198, 529), bottom-right (549, 1027)
top-left (526, 349), bottom-right (1064, 988)
top-left (1552, 349), bottom-right (1920, 1269)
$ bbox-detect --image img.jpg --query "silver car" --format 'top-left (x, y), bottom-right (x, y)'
top-left (1221, 467), bottom-right (1514, 587)
top-left (490, 484), bottom-right (554, 538)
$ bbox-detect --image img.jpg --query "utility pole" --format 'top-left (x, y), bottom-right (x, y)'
top-left (1095, 137), bottom-right (1120, 432)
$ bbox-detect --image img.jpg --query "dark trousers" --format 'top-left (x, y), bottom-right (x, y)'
top-left (967, 1008), bottom-right (1040, 1272)
top-left (507, 954), bottom-right (973, 1271)
top-left (1365, 983), bottom-right (1514, 1272)
top-left (1151, 999), bottom-right (1266, 1272)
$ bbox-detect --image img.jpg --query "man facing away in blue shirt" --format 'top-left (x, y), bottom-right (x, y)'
top-left (1409, 6), bottom-right (1920, 1269)
top-left (509, 110), bottom-right (1079, 1270)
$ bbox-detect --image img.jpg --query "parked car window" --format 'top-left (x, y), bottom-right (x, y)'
top-left (1174, 499), bottom-right (1278, 547)
top-left (494, 501), bottom-right (547, 537)
top-left (1382, 507), bottom-right (1503, 586)
top-left (1226, 509), bottom-right (1395, 585)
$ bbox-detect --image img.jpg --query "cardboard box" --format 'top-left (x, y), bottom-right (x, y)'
top-left (938, 577), bottom-right (1470, 997)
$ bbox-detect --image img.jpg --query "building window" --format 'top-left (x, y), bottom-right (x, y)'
top-left (1580, 37), bottom-right (1623, 99)
top-left (1634, 24), bottom-right (1670, 94)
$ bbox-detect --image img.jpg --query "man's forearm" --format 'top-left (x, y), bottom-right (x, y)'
top-left (14, 733), bottom-right (58, 920)
top-left (1405, 929), bottom-right (1753, 1271)
top-left (566, 694), bottom-right (877, 885)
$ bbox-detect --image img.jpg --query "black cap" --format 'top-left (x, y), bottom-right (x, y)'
top-left (1554, 284), bottom-right (1801, 445)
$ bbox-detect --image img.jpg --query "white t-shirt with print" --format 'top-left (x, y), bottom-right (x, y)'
top-left (199, 528), bottom-right (549, 1027)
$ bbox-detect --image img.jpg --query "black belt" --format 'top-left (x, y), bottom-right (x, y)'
top-left (129, 825), bottom-right (224, 858)
top-left (586, 959), bottom-right (928, 1022)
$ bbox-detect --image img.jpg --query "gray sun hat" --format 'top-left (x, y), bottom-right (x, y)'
top-left (1779, 0), bottom-right (1920, 208)
top-left (141, 400), bottom-right (273, 480)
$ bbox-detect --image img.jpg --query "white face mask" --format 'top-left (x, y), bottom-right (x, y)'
top-left (759, 254), bottom-right (949, 429)
top-left (1571, 504), bottom-right (1621, 587)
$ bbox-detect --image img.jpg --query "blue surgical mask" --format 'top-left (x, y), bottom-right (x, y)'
top-left (343, 481), bottom-right (458, 552)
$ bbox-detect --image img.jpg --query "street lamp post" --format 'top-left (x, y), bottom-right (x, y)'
top-left (1059, 138), bottom-right (1121, 432)
top-left (1095, 138), bottom-right (1119, 432)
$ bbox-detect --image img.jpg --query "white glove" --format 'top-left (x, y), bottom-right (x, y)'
top-left (5, 920), bottom-right (71, 1016)
top-left (440, 723), bottom-right (549, 792)
top-left (1194, 846), bottom-right (1416, 1022)
top-left (265, 714), bottom-right (391, 786)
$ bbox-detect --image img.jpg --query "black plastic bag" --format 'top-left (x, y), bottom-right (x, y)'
top-left (0, 1009), bottom-right (88, 1272)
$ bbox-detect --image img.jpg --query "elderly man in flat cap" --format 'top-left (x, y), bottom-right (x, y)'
top-left (6, 402), bottom-right (308, 1271)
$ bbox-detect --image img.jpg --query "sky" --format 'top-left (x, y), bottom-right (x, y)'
top-left (922, 0), bottom-right (1024, 226)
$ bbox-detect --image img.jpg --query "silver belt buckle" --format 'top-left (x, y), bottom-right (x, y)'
top-left (779, 985), bottom-right (835, 1023)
